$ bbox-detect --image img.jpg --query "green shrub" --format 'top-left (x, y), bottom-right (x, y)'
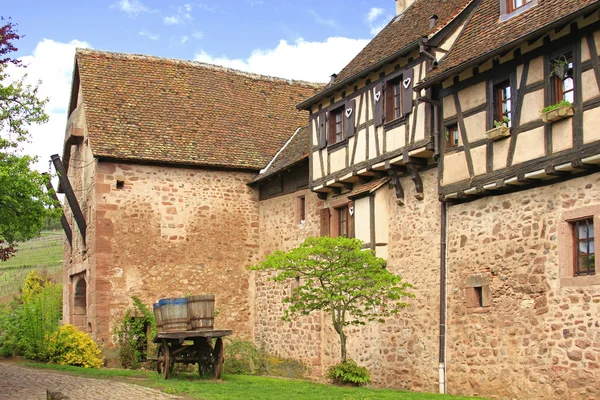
top-left (327, 359), bottom-right (371, 386)
top-left (47, 324), bottom-right (103, 368)
top-left (0, 270), bottom-right (62, 360)
top-left (223, 339), bottom-right (262, 375)
top-left (114, 297), bottom-right (157, 369)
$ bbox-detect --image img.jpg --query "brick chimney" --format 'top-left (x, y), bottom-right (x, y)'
top-left (395, 0), bottom-right (415, 15)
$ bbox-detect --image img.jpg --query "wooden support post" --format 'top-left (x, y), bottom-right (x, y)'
top-left (44, 176), bottom-right (73, 246)
top-left (51, 154), bottom-right (86, 245)
top-left (406, 163), bottom-right (424, 200)
top-left (387, 168), bottom-right (405, 206)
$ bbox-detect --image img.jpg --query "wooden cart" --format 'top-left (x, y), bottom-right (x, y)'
top-left (151, 329), bottom-right (232, 380)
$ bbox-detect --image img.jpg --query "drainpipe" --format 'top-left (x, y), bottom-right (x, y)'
top-left (439, 200), bottom-right (448, 394)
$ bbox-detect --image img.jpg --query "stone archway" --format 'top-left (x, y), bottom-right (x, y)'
top-left (73, 276), bottom-right (87, 328)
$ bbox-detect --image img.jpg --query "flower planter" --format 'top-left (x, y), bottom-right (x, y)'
top-left (485, 126), bottom-right (510, 141)
top-left (541, 105), bottom-right (574, 123)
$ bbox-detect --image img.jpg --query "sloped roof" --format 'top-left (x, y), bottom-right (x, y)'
top-left (297, 0), bottom-right (473, 109)
top-left (75, 49), bottom-right (322, 169)
top-left (348, 177), bottom-right (391, 199)
top-left (249, 125), bottom-right (309, 184)
top-left (422, 0), bottom-right (600, 85)
top-left (333, 0), bottom-right (473, 84)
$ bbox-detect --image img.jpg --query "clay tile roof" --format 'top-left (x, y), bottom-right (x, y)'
top-left (348, 177), bottom-right (391, 199)
top-left (422, 0), bottom-right (600, 85)
top-left (333, 0), bottom-right (473, 85)
top-left (249, 125), bottom-right (309, 184)
top-left (75, 49), bottom-right (322, 169)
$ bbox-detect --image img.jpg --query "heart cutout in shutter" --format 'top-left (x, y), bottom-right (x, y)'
top-left (374, 91), bottom-right (381, 102)
top-left (345, 108), bottom-right (353, 118)
top-left (349, 206), bottom-right (354, 216)
top-left (403, 77), bottom-right (411, 89)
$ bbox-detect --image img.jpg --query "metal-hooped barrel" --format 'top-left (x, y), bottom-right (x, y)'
top-left (153, 303), bottom-right (163, 332)
top-left (188, 294), bottom-right (215, 330)
top-left (159, 298), bottom-right (190, 332)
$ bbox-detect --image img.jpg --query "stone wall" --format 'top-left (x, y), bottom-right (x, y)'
top-left (253, 169), bottom-right (442, 391)
top-left (88, 162), bottom-right (259, 348)
top-left (446, 172), bottom-right (600, 399)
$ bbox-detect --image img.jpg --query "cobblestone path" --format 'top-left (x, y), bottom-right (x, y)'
top-left (0, 362), bottom-right (184, 400)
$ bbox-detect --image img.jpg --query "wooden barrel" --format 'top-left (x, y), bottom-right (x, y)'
top-left (152, 303), bottom-right (163, 332)
top-left (159, 298), bottom-right (190, 332)
top-left (188, 294), bottom-right (215, 330)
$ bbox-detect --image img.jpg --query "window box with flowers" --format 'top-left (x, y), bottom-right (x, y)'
top-left (541, 100), bottom-right (574, 123)
top-left (485, 116), bottom-right (511, 141)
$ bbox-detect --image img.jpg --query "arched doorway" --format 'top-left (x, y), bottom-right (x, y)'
top-left (73, 276), bottom-right (87, 328)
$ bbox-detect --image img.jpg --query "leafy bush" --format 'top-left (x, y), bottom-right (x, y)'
top-left (114, 297), bottom-right (156, 369)
top-left (541, 100), bottom-right (573, 114)
top-left (47, 324), bottom-right (103, 368)
top-left (223, 339), bottom-right (262, 375)
top-left (327, 359), bottom-right (371, 386)
top-left (0, 270), bottom-right (62, 360)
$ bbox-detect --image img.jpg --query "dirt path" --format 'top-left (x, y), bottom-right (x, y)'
top-left (0, 362), bottom-right (184, 400)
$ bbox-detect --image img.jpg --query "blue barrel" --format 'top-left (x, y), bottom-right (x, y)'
top-left (159, 298), bottom-right (190, 332)
top-left (152, 303), bottom-right (163, 332)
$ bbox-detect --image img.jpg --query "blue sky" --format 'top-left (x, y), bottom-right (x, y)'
top-left (3, 0), bottom-right (397, 171)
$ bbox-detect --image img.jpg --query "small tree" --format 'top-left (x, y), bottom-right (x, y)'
top-left (250, 236), bottom-right (414, 362)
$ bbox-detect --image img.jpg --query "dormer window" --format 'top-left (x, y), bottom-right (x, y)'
top-left (500, 0), bottom-right (537, 21)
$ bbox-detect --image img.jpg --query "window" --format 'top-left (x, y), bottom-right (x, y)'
top-left (445, 124), bottom-right (459, 149)
top-left (297, 196), bottom-right (306, 224)
top-left (494, 80), bottom-right (512, 127)
top-left (554, 53), bottom-right (574, 104)
top-left (328, 107), bottom-right (344, 144)
top-left (507, 0), bottom-right (532, 12)
top-left (385, 77), bottom-right (403, 122)
top-left (572, 218), bottom-right (595, 277)
top-left (338, 205), bottom-right (349, 237)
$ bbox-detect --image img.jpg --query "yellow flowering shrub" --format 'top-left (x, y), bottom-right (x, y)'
top-left (47, 324), bottom-right (103, 368)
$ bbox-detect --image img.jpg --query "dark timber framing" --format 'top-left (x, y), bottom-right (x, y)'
top-left (51, 154), bottom-right (87, 245)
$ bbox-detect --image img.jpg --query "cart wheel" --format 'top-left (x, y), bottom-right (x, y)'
top-left (158, 341), bottom-right (173, 380)
top-left (213, 337), bottom-right (224, 379)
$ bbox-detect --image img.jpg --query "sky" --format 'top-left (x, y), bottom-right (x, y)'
top-left (2, 0), bottom-right (397, 173)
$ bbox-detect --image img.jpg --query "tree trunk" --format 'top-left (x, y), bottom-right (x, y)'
top-left (340, 328), bottom-right (347, 362)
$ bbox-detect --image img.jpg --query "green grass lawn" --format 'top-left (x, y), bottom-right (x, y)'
top-left (0, 231), bottom-right (64, 302)
top-left (23, 362), bottom-right (486, 400)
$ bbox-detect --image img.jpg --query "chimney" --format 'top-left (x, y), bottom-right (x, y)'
top-left (395, 0), bottom-right (415, 16)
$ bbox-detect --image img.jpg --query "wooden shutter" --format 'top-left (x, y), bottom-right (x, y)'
top-left (385, 81), bottom-right (393, 122)
top-left (402, 68), bottom-right (414, 116)
top-left (374, 83), bottom-right (383, 126)
top-left (320, 208), bottom-right (330, 237)
top-left (345, 99), bottom-right (356, 138)
top-left (318, 111), bottom-right (327, 149)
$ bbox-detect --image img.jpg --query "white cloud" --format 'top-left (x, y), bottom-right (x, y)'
top-left (365, 7), bottom-right (392, 35)
top-left (192, 31), bottom-right (204, 40)
top-left (163, 4), bottom-right (193, 25)
top-left (194, 37), bottom-right (369, 83)
top-left (180, 35), bottom-right (189, 44)
top-left (111, 0), bottom-right (153, 16)
top-left (139, 29), bottom-right (160, 40)
top-left (3, 39), bottom-right (92, 172)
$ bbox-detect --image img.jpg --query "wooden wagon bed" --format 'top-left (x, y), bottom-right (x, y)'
top-left (150, 329), bottom-right (232, 380)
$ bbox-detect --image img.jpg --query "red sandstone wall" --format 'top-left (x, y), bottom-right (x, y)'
top-left (89, 162), bottom-right (259, 348)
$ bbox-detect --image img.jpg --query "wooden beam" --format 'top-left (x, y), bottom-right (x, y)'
top-left (544, 165), bottom-right (570, 177)
top-left (331, 187), bottom-right (342, 195)
top-left (341, 182), bottom-right (353, 191)
top-left (317, 192), bottom-right (328, 200)
top-left (406, 163), bottom-right (424, 200)
top-left (51, 154), bottom-right (86, 245)
top-left (44, 176), bottom-right (72, 246)
top-left (387, 168), bottom-right (405, 206)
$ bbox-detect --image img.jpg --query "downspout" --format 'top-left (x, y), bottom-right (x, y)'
top-left (433, 100), bottom-right (440, 160)
top-left (439, 200), bottom-right (448, 394)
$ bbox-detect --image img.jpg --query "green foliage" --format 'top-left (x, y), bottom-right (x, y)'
top-left (47, 324), bottom-right (103, 368)
top-left (250, 236), bottom-right (414, 362)
top-left (114, 297), bottom-right (157, 369)
top-left (327, 359), bottom-right (371, 387)
top-left (493, 116), bottom-right (510, 128)
top-left (541, 100), bottom-right (573, 114)
top-left (260, 353), bottom-right (306, 379)
top-left (0, 270), bottom-right (62, 359)
top-left (223, 338), bottom-right (262, 375)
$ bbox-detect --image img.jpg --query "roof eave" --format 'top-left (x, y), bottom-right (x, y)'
top-left (296, 41), bottom-right (421, 111)
top-left (248, 155), bottom-right (308, 185)
top-left (415, 1), bottom-right (600, 91)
